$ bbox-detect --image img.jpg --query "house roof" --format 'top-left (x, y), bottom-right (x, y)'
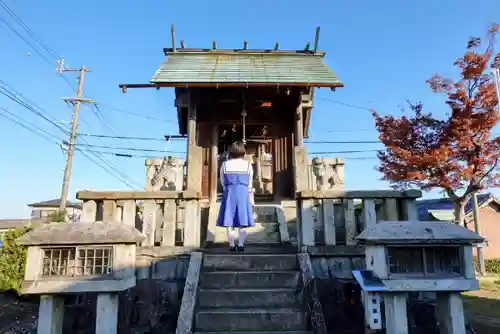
top-left (356, 221), bottom-right (485, 245)
top-left (16, 221), bottom-right (145, 246)
top-left (416, 193), bottom-right (499, 221)
top-left (28, 198), bottom-right (82, 209)
top-left (0, 219), bottom-right (30, 230)
top-left (151, 49), bottom-right (343, 88)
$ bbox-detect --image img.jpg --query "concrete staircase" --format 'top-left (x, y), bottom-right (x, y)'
top-left (195, 246), bottom-right (312, 334)
top-left (213, 205), bottom-right (282, 244)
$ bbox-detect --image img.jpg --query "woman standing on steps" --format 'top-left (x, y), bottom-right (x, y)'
top-left (217, 141), bottom-right (255, 252)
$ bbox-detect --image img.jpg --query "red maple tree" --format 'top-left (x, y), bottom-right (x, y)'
top-left (372, 24), bottom-right (500, 225)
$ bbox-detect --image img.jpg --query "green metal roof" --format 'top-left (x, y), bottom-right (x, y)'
top-left (151, 51), bottom-right (343, 87)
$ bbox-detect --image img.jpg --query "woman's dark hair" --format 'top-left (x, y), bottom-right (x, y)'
top-left (229, 141), bottom-right (246, 159)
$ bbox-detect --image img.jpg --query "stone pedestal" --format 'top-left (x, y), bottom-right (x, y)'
top-left (384, 293), bottom-right (408, 334)
top-left (96, 293), bottom-right (119, 334)
top-left (37, 295), bottom-right (64, 334)
top-left (436, 293), bottom-right (466, 334)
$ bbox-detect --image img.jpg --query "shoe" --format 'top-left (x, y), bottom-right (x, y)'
top-left (229, 246), bottom-right (237, 252)
top-left (237, 246), bottom-right (244, 252)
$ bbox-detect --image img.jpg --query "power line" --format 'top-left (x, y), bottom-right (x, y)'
top-left (305, 140), bottom-right (380, 144)
top-left (71, 142), bottom-right (185, 154)
top-left (0, 0), bottom-right (58, 58)
top-left (0, 15), bottom-right (55, 67)
top-left (316, 97), bottom-right (373, 112)
top-left (309, 149), bottom-right (381, 155)
top-left (77, 133), bottom-right (185, 141)
top-left (0, 80), bottom-right (69, 134)
top-left (0, 107), bottom-right (62, 145)
top-left (95, 103), bottom-right (178, 123)
top-left (0, 107), bottom-right (138, 189)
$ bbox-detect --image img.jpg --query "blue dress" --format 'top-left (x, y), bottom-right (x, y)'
top-left (217, 158), bottom-right (255, 228)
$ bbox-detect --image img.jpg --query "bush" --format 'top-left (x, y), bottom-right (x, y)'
top-left (47, 210), bottom-right (66, 222)
top-left (0, 227), bottom-right (31, 294)
top-left (473, 257), bottom-right (500, 274)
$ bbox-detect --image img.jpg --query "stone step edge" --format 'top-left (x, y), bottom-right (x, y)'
top-left (196, 307), bottom-right (304, 314)
top-left (201, 270), bottom-right (299, 274)
top-left (204, 254), bottom-right (298, 258)
top-left (199, 288), bottom-right (299, 293)
top-left (194, 332), bottom-right (312, 334)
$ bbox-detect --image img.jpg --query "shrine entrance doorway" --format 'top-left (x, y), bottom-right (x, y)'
top-left (217, 124), bottom-right (275, 200)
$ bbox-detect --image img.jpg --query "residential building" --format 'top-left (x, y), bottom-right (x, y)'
top-left (417, 193), bottom-right (500, 259)
top-left (28, 198), bottom-right (82, 222)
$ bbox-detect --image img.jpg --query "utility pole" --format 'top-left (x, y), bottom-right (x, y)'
top-left (472, 194), bottom-right (486, 275)
top-left (57, 61), bottom-right (93, 214)
top-left (473, 68), bottom-right (500, 275)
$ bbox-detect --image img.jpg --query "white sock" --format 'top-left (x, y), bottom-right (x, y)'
top-left (227, 228), bottom-right (236, 247)
top-left (238, 229), bottom-right (246, 247)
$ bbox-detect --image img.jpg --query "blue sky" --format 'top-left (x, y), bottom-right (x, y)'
top-left (0, 0), bottom-right (499, 218)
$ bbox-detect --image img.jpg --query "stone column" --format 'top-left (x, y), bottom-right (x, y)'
top-left (37, 295), bottom-right (64, 334)
top-left (384, 293), bottom-right (408, 334)
top-left (436, 293), bottom-right (466, 334)
top-left (95, 293), bottom-right (119, 334)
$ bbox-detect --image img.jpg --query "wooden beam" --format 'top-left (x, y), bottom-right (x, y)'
top-left (119, 82), bottom-right (344, 89)
top-left (313, 26), bottom-right (320, 53)
top-left (171, 24), bottom-right (176, 52)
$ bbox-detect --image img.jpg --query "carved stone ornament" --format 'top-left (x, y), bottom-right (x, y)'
top-left (150, 156), bottom-right (180, 191)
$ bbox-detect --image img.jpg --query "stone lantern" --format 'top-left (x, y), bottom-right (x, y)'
top-left (353, 220), bottom-right (484, 334)
top-left (17, 221), bottom-right (145, 334)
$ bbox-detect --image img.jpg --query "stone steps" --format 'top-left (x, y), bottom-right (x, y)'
top-left (198, 288), bottom-right (300, 308)
top-left (213, 204), bottom-right (282, 243)
top-left (195, 331), bottom-right (312, 334)
top-left (195, 308), bottom-right (308, 332)
top-left (199, 271), bottom-right (300, 289)
top-left (203, 254), bottom-right (299, 271)
top-left (194, 250), bottom-right (309, 333)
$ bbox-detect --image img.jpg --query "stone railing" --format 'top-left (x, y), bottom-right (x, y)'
top-left (76, 190), bottom-right (202, 247)
top-left (296, 189), bottom-right (422, 247)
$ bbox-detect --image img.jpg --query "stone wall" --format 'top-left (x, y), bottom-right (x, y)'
top-left (310, 255), bottom-right (366, 334)
top-left (60, 251), bottom-right (190, 334)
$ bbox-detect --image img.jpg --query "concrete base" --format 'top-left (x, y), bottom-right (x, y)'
top-left (96, 293), bottom-right (119, 334)
top-left (37, 295), bottom-right (64, 334)
top-left (436, 292), bottom-right (466, 334)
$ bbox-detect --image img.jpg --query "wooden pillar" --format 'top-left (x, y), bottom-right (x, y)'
top-left (186, 91), bottom-right (203, 193)
top-left (436, 293), bottom-right (466, 334)
top-left (37, 295), bottom-right (64, 334)
top-left (295, 99), bottom-right (304, 146)
top-left (209, 124), bottom-right (218, 202)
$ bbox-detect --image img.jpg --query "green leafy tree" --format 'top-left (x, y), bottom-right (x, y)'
top-left (0, 227), bottom-right (31, 294)
top-left (47, 210), bottom-right (67, 222)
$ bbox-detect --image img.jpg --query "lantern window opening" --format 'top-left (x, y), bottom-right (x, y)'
top-left (41, 245), bottom-right (114, 277)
